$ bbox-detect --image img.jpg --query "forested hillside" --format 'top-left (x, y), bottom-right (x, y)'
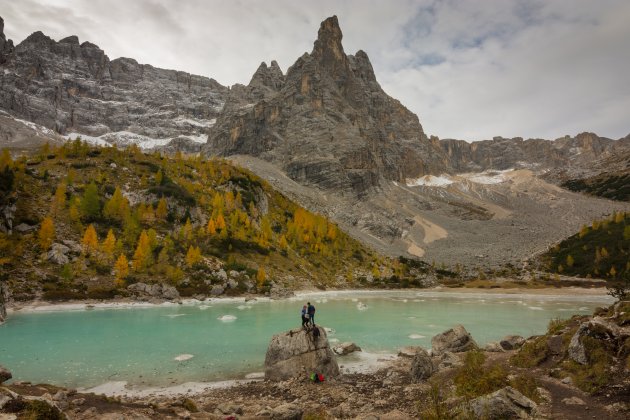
top-left (0, 141), bottom-right (431, 301)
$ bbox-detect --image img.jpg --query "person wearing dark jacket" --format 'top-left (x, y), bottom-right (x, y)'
top-left (307, 302), bottom-right (316, 326)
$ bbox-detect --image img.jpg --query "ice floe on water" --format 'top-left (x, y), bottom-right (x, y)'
top-left (324, 327), bottom-right (336, 335)
top-left (357, 302), bottom-right (368, 311)
top-left (164, 314), bottom-right (186, 318)
top-left (408, 334), bottom-right (426, 339)
top-left (236, 305), bottom-right (252, 310)
top-left (407, 316), bottom-right (417, 319)
top-left (329, 338), bottom-right (340, 343)
top-left (198, 305), bottom-right (212, 310)
top-left (174, 354), bottom-right (194, 361)
top-left (528, 306), bottom-right (543, 311)
top-left (218, 315), bottom-right (237, 322)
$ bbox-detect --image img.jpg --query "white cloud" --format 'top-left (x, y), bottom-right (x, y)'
top-left (0, 0), bottom-right (628, 140)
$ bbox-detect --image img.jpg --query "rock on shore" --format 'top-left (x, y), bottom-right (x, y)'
top-left (264, 326), bottom-right (339, 381)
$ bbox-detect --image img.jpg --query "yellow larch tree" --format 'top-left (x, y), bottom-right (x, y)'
top-left (114, 254), bottom-right (129, 286)
top-left (155, 198), bottom-right (168, 220)
top-left (101, 229), bottom-right (117, 261)
top-left (103, 187), bottom-right (130, 222)
top-left (206, 218), bottom-right (217, 236)
top-left (256, 267), bottom-right (266, 288)
top-left (82, 224), bottom-right (99, 255)
top-left (132, 230), bottom-right (152, 271)
top-left (51, 183), bottom-right (67, 215)
top-left (38, 216), bottom-right (55, 251)
top-left (185, 245), bottom-right (202, 267)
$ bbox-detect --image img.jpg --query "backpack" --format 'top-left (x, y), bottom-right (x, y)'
top-left (310, 372), bottom-right (325, 383)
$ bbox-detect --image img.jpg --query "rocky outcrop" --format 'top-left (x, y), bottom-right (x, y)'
top-left (0, 16), bottom-right (227, 151)
top-left (127, 282), bottom-right (180, 300)
top-left (410, 348), bottom-right (436, 382)
top-left (431, 324), bottom-right (478, 355)
top-left (332, 342), bottom-right (361, 356)
top-left (264, 326), bottom-right (339, 381)
top-left (0, 280), bottom-right (7, 324)
top-left (469, 386), bottom-right (537, 419)
top-left (47, 243), bottom-right (71, 265)
top-left (0, 365), bottom-right (11, 383)
top-left (500, 335), bottom-right (526, 350)
top-left (204, 16), bottom-right (449, 197)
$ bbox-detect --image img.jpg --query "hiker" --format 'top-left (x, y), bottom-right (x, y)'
top-left (312, 324), bottom-right (321, 341)
top-left (301, 305), bottom-right (309, 329)
top-left (307, 301), bottom-right (316, 326)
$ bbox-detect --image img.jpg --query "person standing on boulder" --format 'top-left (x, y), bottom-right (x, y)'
top-left (301, 305), bottom-right (309, 329)
top-left (307, 301), bottom-right (316, 326)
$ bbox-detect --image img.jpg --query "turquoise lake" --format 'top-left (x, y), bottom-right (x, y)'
top-left (0, 291), bottom-right (612, 389)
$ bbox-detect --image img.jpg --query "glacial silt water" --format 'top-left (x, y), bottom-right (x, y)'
top-left (0, 291), bottom-right (611, 389)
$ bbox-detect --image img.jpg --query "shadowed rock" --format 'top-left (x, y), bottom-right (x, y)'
top-left (470, 386), bottom-right (537, 419)
top-left (431, 324), bottom-right (478, 355)
top-left (264, 326), bottom-right (339, 381)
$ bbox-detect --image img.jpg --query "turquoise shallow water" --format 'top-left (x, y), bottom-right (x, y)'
top-left (0, 291), bottom-right (612, 388)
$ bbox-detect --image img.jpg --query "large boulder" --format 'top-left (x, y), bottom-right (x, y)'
top-left (47, 243), bottom-right (70, 265)
top-left (431, 325), bottom-right (478, 355)
top-left (127, 283), bottom-right (180, 300)
top-left (470, 386), bottom-right (537, 419)
top-left (0, 365), bottom-right (11, 383)
top-left (499, 335), bottom-right (525, 350)
top-left (333, 342), bottom-right (361, 356)
top-left (264, 326), bottom-right (339, 381)
top-left (410, 348), bottom-right (435, 382)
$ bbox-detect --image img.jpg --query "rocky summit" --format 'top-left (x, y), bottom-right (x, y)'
top-left (0, 17), bottom-right (227, 151)
top-left (204, 16), bottom-right (449, 197)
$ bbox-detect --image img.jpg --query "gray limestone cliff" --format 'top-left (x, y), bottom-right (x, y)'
top-left (204, 16), bottom-right (449, 197)
top-left (0, 16), bottom-right (227, 151)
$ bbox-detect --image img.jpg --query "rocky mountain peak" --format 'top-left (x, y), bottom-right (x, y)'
top-left (248, 60), bottom-right (285, 91)
top-left (0, 16), bottom-right (14, 64)
top-left (311, 15), bottom-right (346, 66)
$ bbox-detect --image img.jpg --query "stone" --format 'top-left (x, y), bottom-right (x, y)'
top-left (397, 346), bottom-right (424, 358)
top-left (410, 348), bottom-right (435, 382)
top-left (14, 223), bottom-right (36, 233)
top-left (437, 351), bottom-right (462, 370)
top-left (562, 396), bottom-right (586, 405)
top-left (161, 285), bottom-right (180, 300)
top-left (470, 386), bottom-right (537, 419)
top-left (228, 270), bottom-right (239, 278)
top-left (431, 325), bottom-right (478, 355)
top-left (264, 326), bottom-right (339, 381)
top-left (47, 243), bottom-right (70, 265)
top-left (568, 323), bottom-right (590, 365)
top-left (215, 269), bottom-right (228, 281)
top-left (210, 285), bottom-right (224, 296)
top-left (0, 365), bottom-right (12, 383)
top-left (227, 278), bottom-right (238, 289)
top-left (333, 342), bottom-right (362, 355)
top-left (546, 335), bottom-right (564, 355)
top-left (271, 403), bottom-right (302, 420)
top-left (561, 376), bottom-right (573, 385)
top-left (61, 239), bottom-right (82, 254)
top-left (484, 341), bottom-right (505, 352)
top-left (499, 335), bottom-right (525, 350)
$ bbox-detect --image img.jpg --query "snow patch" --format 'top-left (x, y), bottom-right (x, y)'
top-left (407, 174), bottom-right (454, 187)
top-left (461, 169), bottom-right (512, 185)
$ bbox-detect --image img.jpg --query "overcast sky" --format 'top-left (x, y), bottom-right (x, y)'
top-left (1, 0), bottom-right (629, 141)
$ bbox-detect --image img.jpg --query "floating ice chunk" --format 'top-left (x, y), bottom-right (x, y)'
top-left (357, 302), bottom-right (368, 311)
top-left (218, 315), bottom-right (237, 322)
top-left (324, 327), bottom-right (336, 335)
top-left (164, 314), bottom-right (186, 318)
top-left (198, 305), bottom-right (212, 310)
top-left (174, 354), bottom-right (194, 361)
top-left (528, 306), bottom-right (543, 311)
top-left (329, 338), bottom-right (340, 343)
top-left (408, 334), bottom-right (426, 339)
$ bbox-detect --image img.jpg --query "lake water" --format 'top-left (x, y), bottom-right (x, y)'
top-left (0, 290), bottom-right (612, 389)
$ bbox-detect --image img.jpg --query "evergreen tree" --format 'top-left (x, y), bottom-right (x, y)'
top-left (81, 182), bottom-right (101, 220)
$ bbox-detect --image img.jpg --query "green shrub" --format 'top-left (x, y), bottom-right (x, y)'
top-left (454, 350), bottom-right (508, 398)
top-left (511, 336), bottom-right (548, 368)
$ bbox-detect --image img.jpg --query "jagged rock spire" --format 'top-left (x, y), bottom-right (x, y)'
top-left (0, 16), bottom-right (15, 64)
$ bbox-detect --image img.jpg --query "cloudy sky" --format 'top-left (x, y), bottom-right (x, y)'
top-left (1, 0), bottom-right (629, 141)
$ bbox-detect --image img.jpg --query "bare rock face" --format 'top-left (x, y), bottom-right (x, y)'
top-left (431, 324), bottom-right (478, 355)
top-left (500, 335), bottom-right (525, 351)
top-left (410, 348), bottom-right (435, 382)
top-left (264, 326), bottom-right (339, 381)
top-left (0, 16), bottom-right (227, 151)
top-left (0, 280), bottom-right (7, 324)
top-left (204, 16), bottom-right (449, 197)
top-left (0, 365), bottom-right (11, 383)
top-left (470, 386), bottom-right (537, 419)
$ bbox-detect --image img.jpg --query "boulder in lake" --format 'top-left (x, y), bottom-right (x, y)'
top-left (470, 386), bottom-right (537, 419)
top-left (333, 342), bottom-right (361, 355)
top-left (264, 326), bottom-right (339, 381)
top-left (0, 365), bottom-right (11, 383)
top-left (431, 324), bottom-right (478, 355)
top-left (410, 348), bottom-right (435, 382)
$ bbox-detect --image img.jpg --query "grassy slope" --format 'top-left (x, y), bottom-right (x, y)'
top-left (540, 212), bottom-right (629, 282)
top-left (0, 141), bottom-right (435, 301)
